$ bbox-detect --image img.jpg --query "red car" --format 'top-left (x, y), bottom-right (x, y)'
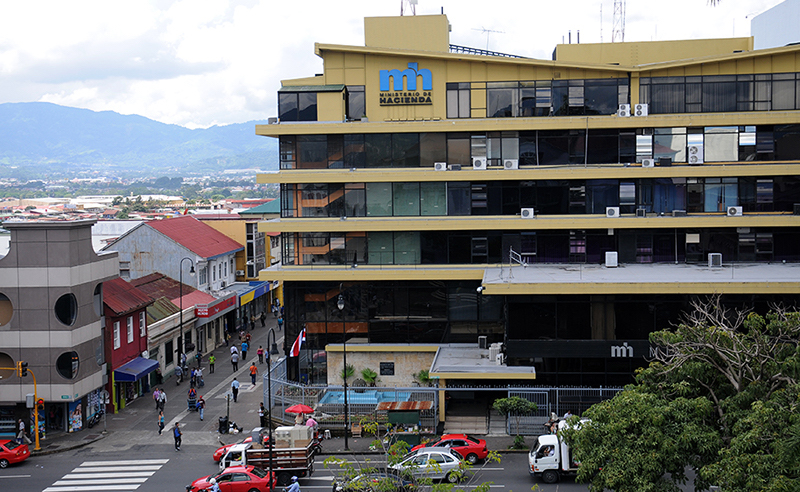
top-left (187, 465), bottom-right (276, 492)
top-left (213, 436), bottom-right (253, 462)
top-left (410, 434), bottom-right (488, 464)
top-left (0, 439), bottom-right (30, 468)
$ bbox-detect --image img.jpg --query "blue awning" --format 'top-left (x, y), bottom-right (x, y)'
top-left (114, 357), bottom-right (159, 383)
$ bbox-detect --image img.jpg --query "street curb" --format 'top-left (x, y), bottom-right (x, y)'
top-left (30, 433), bottom-right (106, 457)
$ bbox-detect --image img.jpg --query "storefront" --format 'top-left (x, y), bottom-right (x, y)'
top-left (112, 357), bottom-right (159, 412)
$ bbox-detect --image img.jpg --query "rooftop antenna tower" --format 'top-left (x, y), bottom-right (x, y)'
top-left (400, 0), bottom-right (417, 16)
top-left (472, 27), bottom-right (505, 50)
top-left (612, 0), bottom-right (626, 42)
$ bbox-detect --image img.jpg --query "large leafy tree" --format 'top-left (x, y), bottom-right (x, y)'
top-left (564, 296), bottom-right (800, 491)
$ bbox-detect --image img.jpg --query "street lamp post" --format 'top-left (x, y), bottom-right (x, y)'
top-left (337, 291), bottom-right (349, 451)
top-left (266, 328), bottom-right (279, 488)
top-left (178, 258), bottom-right (195, 377)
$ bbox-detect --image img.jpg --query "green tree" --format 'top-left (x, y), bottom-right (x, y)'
top-left (565, 296), bottom-right (800, 491)
top-left (492, 396), bottom-right (537, 436)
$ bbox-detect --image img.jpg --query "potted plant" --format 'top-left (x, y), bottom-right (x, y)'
top-left (361, 368), bottom-right (379, 386)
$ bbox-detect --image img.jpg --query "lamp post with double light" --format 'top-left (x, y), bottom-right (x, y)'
top-left (337, 290), bottom-right (349, 450)
top-left (265, 329), bottom-right (280, 485)
top-left (178, 257), bottom-right (195, 376)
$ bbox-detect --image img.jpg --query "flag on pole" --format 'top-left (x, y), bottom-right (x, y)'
top-left (290, 328), bottom-right (306, 357)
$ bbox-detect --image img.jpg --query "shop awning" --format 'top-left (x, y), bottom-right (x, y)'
top-left (114, 357), bottom-right (159, 383)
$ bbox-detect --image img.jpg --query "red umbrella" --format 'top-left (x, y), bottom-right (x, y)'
top-left (285, 404), bottom-right (314, 414)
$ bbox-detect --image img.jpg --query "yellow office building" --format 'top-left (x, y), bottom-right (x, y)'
top-left (257, 14), bottom-right (800, 387)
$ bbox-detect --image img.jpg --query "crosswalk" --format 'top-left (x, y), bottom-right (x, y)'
top-left (42, 459), bottom-right (169, 492)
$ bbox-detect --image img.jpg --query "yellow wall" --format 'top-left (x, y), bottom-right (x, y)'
top-left (365, 15), bottom-right (449, 52)
top-left (555, 37), bottom-right (753, 65)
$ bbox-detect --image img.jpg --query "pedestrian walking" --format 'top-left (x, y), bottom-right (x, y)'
top-left (260, 312), bottom-right (266, 327)
top-left (173, 422), bottom-right (182, 451)
top-left (209, 353), bottom-right (216, 373)
top-left (158, 411), bottom-right (165, 435)
top-left (197, 395), bottom-right (205, 421)
top-left (153, 388), bottom-right (161, 409)
top-left (157, 389), bottom-right (167, 411)
top-left (249, 362), bottom-right (258, 385)
top-left (280, 305), bottom-right (285, 317)
top-left (195, 352), bottom-right (202, 368)
top-left (249, 316), bottom-right (255, 331)
top-left (272, 302), bottom-right (278, 317)
top-left (277, 316), bottom-right (284, 331)
top-left (257, 346), bottom-right (264, 364)
top-left (180, 352), bottom-right (187, 370)
top-left (231, 352), bottom-right (239, 371)
top-left (241, 341), bottom-right (249, 361)
top-left (230, 344), bottom-right (239, 356)
top-left (259, 402), bottom-right (266, 427)
top-left (190, 368), bottom-right (197, 388)
top-left (17, 419), bottom-right (31, 444)
top-left (231, 378), bottom-right (240, 402)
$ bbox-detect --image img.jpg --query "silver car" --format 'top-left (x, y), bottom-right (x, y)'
top-left (391, 447), bottom-right (465, 483)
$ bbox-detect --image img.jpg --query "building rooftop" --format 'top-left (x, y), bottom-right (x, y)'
top-left (147, 215), bottom-right (243, 259)
top-left (103, 277), bottom-right (153, 315)
top-left (430, 344), bottom-right (537, 379)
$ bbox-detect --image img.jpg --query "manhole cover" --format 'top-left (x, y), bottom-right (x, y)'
top-left (83, 434), bottom-right (101, 440)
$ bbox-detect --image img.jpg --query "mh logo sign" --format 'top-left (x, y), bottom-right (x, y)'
top-left (379, 62), bottom-right (432, 91)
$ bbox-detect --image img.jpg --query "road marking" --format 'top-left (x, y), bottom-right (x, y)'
top-left (80, 460), bottom-right (168, 466)
top-left (43, 459), bottom-right (167, 492)
top-left (62, 472), bottom-right (156, 479)
top-left (53, 478), bottom-right (148, 485)
top-left (70, 465), bottom-right (163, 472)
top-left (0, 474), bottom-right (31, 479)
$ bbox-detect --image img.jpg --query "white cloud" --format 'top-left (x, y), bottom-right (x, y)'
top-left (0, 0), bottom-right (788, 128)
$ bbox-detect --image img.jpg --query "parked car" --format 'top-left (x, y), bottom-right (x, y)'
top-left (390, 447), bottom-right (465, 483)
top-left (213, 436), bottom-right (253, 462)
top-left (410, 434), bottom-right (488, 464)
top-left (0, 439), bottom-right (30, 468)
top-left (186, 465), bottom-right (276, 492)
top-left (332, 470), bottom-right (416, 492)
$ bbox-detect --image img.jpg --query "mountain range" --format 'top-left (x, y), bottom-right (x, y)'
top-left (0, 102), bottom-right (278, 179)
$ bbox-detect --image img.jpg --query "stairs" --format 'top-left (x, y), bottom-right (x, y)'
top-left (443, 414), bottom-right (488, 434)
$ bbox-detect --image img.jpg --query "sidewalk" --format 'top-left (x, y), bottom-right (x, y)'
top-left (32, 312), bottom-right (287, 456)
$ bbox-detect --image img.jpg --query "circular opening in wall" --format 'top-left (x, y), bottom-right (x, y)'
top-left (56, 351), bottom-right (80, 379)
top-left (0, 293), bottom-right (12, 326)
top-left (55, 293), bottom-right (78, 326)
top-left (0, 352), bottom-right (14, 380)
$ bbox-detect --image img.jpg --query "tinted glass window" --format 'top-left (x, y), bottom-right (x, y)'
top-left (279, 93), bottom-right (298, 121)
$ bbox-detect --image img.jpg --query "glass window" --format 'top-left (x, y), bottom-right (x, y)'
top-left (447, 83), bottom-right (471, 118)
top-left (365, 134), bottom-right (392, 168)
top-left (394, 232), bottom-right (420, 264)
top-left (420, 182), bottom-right (446, 215)
top-left (654, 133), bottom-right (686, 162)
top-left (55, 293), bottom-right (78, 326)
top-left (296, 135), bottom-right (327, 169)
top-left (420, 133), bottom-right (446, 167)
top-left (278, 93), bottom-right (298, 121)
top-left (368, 233), bottom-right (393, 264)
top-left (346, 86), bottom-right (366, 120)
top-left (487, 82), bottom-right (518, 117)
top-left (392, 133), bottom-right (420, 167)
top-left (56, 351), bottom-right (79, 379)
top-left (393, 183), bottom-right (420, 216)
top-left (447, 182), bottom-right (471, 215)
top-left (344, 134), bottom-right (365, 168)
top-left (113, 321), bottom-right (120, 349)
top-left (344, 183), bottom-right (366, 217)
top-left (584, 79), bottom-right (618, 114)
top-left (127, 316), bottom-right (134, 343)
top-left (139, 312), bottom-right (146, 337)
top-left (447, 134), bottom-right (470, 167)
top-left (704, 127), bottom-right (738, 162)
top-left (298, 93), bottom-right (317, 121)
top-left (366, 182), bottom-right (392, 216)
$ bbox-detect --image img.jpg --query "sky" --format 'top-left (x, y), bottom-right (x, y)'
top-left (0, 0), bottom-right (787, 129)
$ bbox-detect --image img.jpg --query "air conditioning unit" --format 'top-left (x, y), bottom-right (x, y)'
top-left (634, 103), bottom-right (649, 116)
top-left (708, 253), bottom-right (722, 268)
top-left (489, 343), bottom-right (501, 361)
top-left (605, 251), bottom-right (619, 267)
top-left (472, 157), bottom-right (487, 170)
top-left (495, 353), bottom-right (504, 365)
top-left (448, 164), bottom-right (462, 171)
top-left (503, 159), bottom-right (519, 170)
top-left (642, 158), bottom-right (655, 168)
top-left (688, 145), bottom-right (704, 165)
top-left (636, 208), bottom-right (647, 218)
top-left (478, 335), bottom-right (488, 349)
top-left (606, 207), bottom-right (620, 218)
top-left (434, 162), bottom-right (447, 171)
top-left (617, 104), bottom-right (631, 117)
top-left (727, 206), bottom-right (743, 217)
top-left (520, 208), bottom-right (535, 218)
top-left (673, 209), bottom-right (687, 217)
top-left (235, 270), bottom-right (245, 276)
